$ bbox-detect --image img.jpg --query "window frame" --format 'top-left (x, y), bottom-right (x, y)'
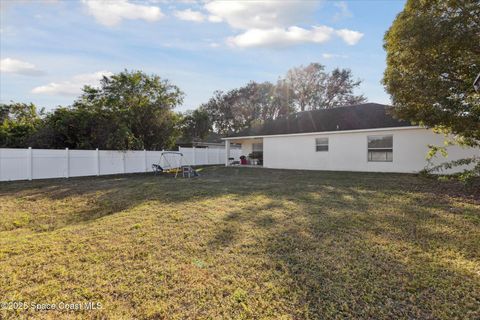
top-left (367, 135), bottom-right (393, 162)
top-left (315, 137), bottom-right (329, 152)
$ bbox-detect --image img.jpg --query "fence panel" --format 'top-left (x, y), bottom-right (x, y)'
top-left (178, 147), bottom-right (194, 165)
top-left (70, 149), bottom-right (97, 177)
top-left (125, 151), bottom-right (146, 173)
top-left (32, 149), bottom-right (66, 179)
top-left (0, 148), bottom-right (30, 181)
top-left (99, 151), bottom-right (124, 175)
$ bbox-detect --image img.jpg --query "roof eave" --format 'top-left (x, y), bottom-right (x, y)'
top-left (222, 125), bottom-right (422, 140)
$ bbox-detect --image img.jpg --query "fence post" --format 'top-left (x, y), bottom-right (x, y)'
top-left (28, 147), bottom-right (33, 180)
top-left (65, 148), bottom-right (69, 178)
top-left (96, 148), bottom-right (100, 176)
top-left (122, 152), bottom-right (126, 174)
top-left (217, 148), bottom-right (221, 164)
top-left (144, 149), bottom-right (147, 173)
top-left (192, 147), bottom-right (196, 166)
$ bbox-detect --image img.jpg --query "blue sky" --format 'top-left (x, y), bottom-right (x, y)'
top-left (0, 0), bottom-right (406, 112)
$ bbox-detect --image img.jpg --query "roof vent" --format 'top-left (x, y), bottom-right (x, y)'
top-left (336, 124), bottom-right (340, 130)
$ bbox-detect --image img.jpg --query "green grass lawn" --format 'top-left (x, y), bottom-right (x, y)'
top-left (1, 167), bottom-right (479, 319)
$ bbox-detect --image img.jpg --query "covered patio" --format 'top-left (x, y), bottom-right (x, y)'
top-left (223, 136), bottom-right (264, 167)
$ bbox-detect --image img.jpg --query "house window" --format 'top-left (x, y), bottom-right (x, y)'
top-left (368, 135), bottom-right (393, 162)
top-left (315, 137), bottom-right (329, 152)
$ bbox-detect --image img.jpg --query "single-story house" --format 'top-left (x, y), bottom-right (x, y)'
top-left (222, 103), bottom-right (479, 173)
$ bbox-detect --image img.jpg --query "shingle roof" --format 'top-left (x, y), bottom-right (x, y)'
top-left (227, 103), bottom-right (414, 137)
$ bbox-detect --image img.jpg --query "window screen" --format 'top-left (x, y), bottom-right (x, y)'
top-left (315, 137), bottom-right (329, 152)
top-left (368, 135), bottom-right (393, 162)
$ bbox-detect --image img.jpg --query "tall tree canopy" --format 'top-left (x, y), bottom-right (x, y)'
top-left (202, 63), bottom-right (366, 134)
top-left (200, 81), bottom-right (296, 135)
top-left (383, 0), bottom-right (480, 147)
top-left (285, 63), bottom-right (366, 111)
top-left (69, 70), bottom-right (184, 150)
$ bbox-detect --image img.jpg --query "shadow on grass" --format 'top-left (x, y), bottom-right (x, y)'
top-left (201, 169), bottom-right (480, 318)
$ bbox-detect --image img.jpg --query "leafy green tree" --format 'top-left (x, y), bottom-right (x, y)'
top-left (383, 0), bottom-right (480, 145)
top-left (383, 0), bottom-right (480, 179)
top-left (39, 70), bottom-right (184, 150)
top-left (0, 103), bottom-right (43, 147)
top-left (180, 109), bottom-right (211, 142)
top-left (200, 89), bottom-right (243, 135)
top-left (22, 70), bottom-right (184, 150)
top-left (31, 106), bottom-right (102, 149)
top-left (74, 70), bottom-right (183, 150)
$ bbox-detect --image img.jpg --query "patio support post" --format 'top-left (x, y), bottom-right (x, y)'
top-left (225, 140), bottom-right (231, 166)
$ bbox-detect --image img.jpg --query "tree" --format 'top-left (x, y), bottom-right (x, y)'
top-left (383, 0), bottom-right (480, 179)
top-left (15, 70), bottom-right (184, 150)
top-left (0, 103), bottom-right (43, 147)
top-left (284, 63), bottom-right (366, 111)
top-left (200, 89), bottom-right (239, 135)
top-left (201, 81), bottom-right (295, 135)
top-left (70, 70), bottom-right (184, 150)
top-left (201, 63), bottom-right (366, 134)
top-left (324, 68), bottom-right (367, 108)
top-left (383, 0), bottom-right (480, 145)
top-left (285, 63), bottom-right (326, 111)
top-left (180, 109), bottom-right (211, 142)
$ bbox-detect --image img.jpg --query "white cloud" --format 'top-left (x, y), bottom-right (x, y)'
top-left (336, 29), bottom-right (364, 45)
top-left (204, 0), bottom-right (317, 30)
top-left (82, 0), bottom-right (164, 27)
top-left (333, 1), bottom-right (352, 21)
top-left (174, 9), bottom-right (205, 22)
top-left (207, 15), bottom-right (222, 23)
top-left (228, 26), bottom-right (334, 48)
top-left (228, 26), bottom-right (363, 48)
top-left (203, 0), bottom-right (363, 48)
top-left (32, 71), bottom-right (113, 96)
top-left (0, 58), bottom-right (44, 76)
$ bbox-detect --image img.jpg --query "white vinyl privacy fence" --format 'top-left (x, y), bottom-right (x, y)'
top-left (0, 147), bottom-right (242, 182)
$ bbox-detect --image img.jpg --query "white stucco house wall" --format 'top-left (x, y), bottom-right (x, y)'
top-left (223, 103), bottom-right (479, 174)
